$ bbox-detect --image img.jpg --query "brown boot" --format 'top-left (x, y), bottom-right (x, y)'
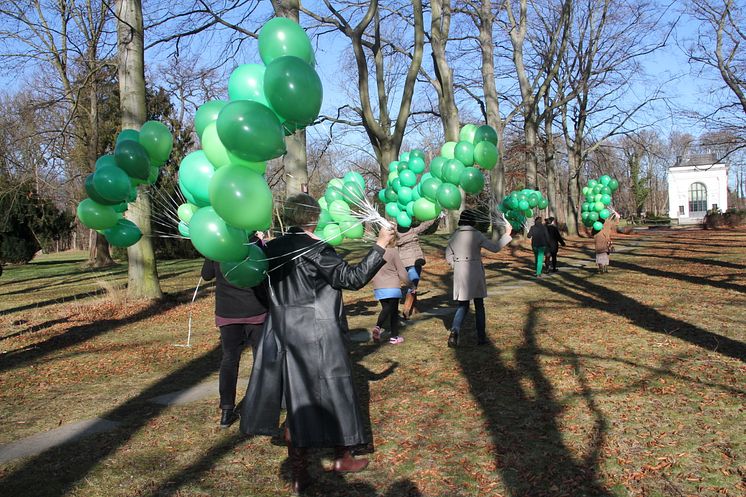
top-left (402, 292), bottom-right (416, 318)
top-left (333, 446), bottom-right (369, 473)
top-left (285, 427), bottom-right (311, 493)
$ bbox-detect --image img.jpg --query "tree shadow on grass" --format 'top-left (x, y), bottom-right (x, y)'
top-left (0, 317), bottom-right (70, 341)
top-left (453, 304), bottom-right (613, 497)
top-left (0, 346), bottom-right (222, 497)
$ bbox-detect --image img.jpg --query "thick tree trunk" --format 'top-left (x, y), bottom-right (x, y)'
top-left (524, 116), bottom-right (538, 188)
top-left (565, 152), bottom-right (581, 235)
top-left (117, 0), bottom-right (162, 300)
top-left (89, 73), bottom-right (114, 267)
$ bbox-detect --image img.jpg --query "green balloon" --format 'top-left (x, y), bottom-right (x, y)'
top-left (387, 171), bottom-right (399, 185)
top-left (85, 174), bottom-right (117, 205)
top-left (398, 186), bottom-right (413, 204)
top-left (594, 201), bottom-right (605, 212)
top-left (216, 100), bottom-right (286, 162)
top-left (588, 211), bottom-right (599, 222)
top-left (441, 141), bottom-right (457, 159)
top-left (594, 194), bottom-right (603, 203)
top-left (473, 125), bottom-right (498, 146)
top-left (340, 218), bottom-right (364, 239)
top-left (221, 244), bottom-right (268, 288)
top-left (399, 151), bottom-right (410, 162)
top-left (442, 159), bottom-right (465, 185)
top-left (201, 122), bottom-right (230, 168)
top-left (538, 198), bottom-right (549, 209)
top-left (209, 165), bottom-right (273, 231)
top-left (92, 164), bottom-right (131, 203)
top-left (264, 56), bottom-right (322, 127)
top-left (384, 187), bottom-right (398, 203)
top-left (528, 193), bottom-right (539, 207)
top-left (103, 218), bottom-right (142, 247)
top-left (599, 175), bottom-right (611, 186)
top-left (608, 178), bottom-right (619, 192)
top-left (139, 121), bottom-right (173, 164)
top-left (178, 221), bottom-right (190, 238)
top-left (399, 169), bottom-right (417, 187)
top-left (581, 212), bottom-right (590, 222)
top-left (329, 178), bottom-right (344, 190)
top-left (317, 209), bottom-right (333, 229)
top-left (77, 198), bottom-right (119, 230)
top-left (385, 202), bottom-right (401, 218)
top-left (195, 100), bottom-right (228, 139)
top-left (524, 208), bottom-right (534, 217)
top-left (408, 156), bottom-right (426, 174)
top-left (397, 162), bottom-right (409, 173)
top-left (116, 129), bottom-right (139, 146)
top-left (474, 141), bottom-right (498, 170)
top-left (430, 156), bottom-right (446, 180)
top-left (179, 151), bottom-right (215, 207)
top-left (454, 141), bottom-right (475, 166)
top-left (599, 208), bottom-right (610, 220)
top-left (95, 154), bottom-right (118, 170)
top-left (177, 203), bottom-right (199, 223)
top-left (228, 64), bottom-right (270, 106)
top-left (518, 199), bottom-right (530, 211)
top-left (388, 161), bottom-right (399, 172)
top-left (259, 17), bottom-right (314, 65)
top-left (342, 181), bottom-right (365, 205)
top-left (459, 167), bottom-right (484, 194)
top-left (601, 194), bottom-right (612, 206)
top-left (229, 153), bottom-right (267, 174)
top-left (413, 197), bottom-right (440, 221)
top-left (437, 183), bottom-right (461, 210)
top-left (581, 202), bottom-right (590, 212)
top-left (322, 223), bottom-right (344, 246)
top-left (128, 183), bottom-right (138, 203)
top-left (147, 165), bottom-right (160, 184)
top-left (588, 179), bottom-right (598, 188)
top-left (420, 177), bottom-right (442, 202)
top-left (459, 124), bottom-right (478, 143)
top-left (391, 178), bottom-right (402, 192)
top-left (329, 199), bottom-right (352, 223)
top-left (406, 201), bottom-right (415, 217)
top-left (600, 186), bottom-right (612, 195)
top-left (114, 139), bottom-right (150, 179)
top-left (505, 194), bottom-right (519, 210)
top-left (189, 207), bottom-right (250, 262)
top-left (378, 189), bottom-right (386, 203)
top-left (113, 202), bottom-right (128, 213)
top-left (410, 149), bottom-right (425, 161)
top-left (343, 171), bottom-right (366, 191)
top-left (396, 211), bottom-right (412, 228)
top-left (592, 221), bottom-right (604, 231)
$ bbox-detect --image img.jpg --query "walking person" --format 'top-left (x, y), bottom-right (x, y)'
top-left (201, 245), bottom-right (268, 429)
top-left (445, 210), bottom-right (512, 347)
top-left (239, 193), bottom-right (395, 494)
top-left (527, 217), bottom-right (550, 278)
top-left (593, 211), bottom-right (620, 273)
top-left (371, 238), bottom-right (415, 345)
top-left (396, 215), bottom-right (441, 319)
top-left (545, 217), bottom-right (566, 272)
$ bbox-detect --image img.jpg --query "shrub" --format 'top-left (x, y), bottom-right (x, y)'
top-left (704, 208), bottom-right (746, 229)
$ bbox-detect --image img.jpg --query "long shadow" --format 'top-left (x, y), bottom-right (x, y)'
top-left (537, 271), bottom-right (746, 363)
top-left (0, 288), bottom-right (209, 373)
top-left (0, 288), bottom-right (108, 316)
top-left (621, 249), bottom-right (746, 271)
top-left (0, 345), bottom-right (222, 497)
top-left (0, 317), bottom-right (70, 341)
top-left (453, 305), bottom-right (613, 496)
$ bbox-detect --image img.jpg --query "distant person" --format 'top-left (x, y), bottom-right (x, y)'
top-left (371, 236), bottom-right (415, 344)
top-left (593, 211), bottom-right (620, 273)
top-left (201, 242), bottom-right (268, 429)
top-left (527, 216), bottom-right (550, 278)
top-left (396, 214), bottom-right (441, 319)
top-left (545, 217), bottom-right (566, 272)
top-left (240, 193), bottom-right (395, 493)
top-left (445, 210), bottom-right (512, 347)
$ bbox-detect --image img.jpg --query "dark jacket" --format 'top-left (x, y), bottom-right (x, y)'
top-left (240, 227), bottom-right (385, 447)
top-left (201, 260), bottom-right (268, 318)
top-left (546, 224), bottom-right (566, 253)
top-left (527, 223), bottom-right (550, 249)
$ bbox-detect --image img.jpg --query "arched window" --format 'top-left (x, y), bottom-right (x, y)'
top-left (688, 182), bottom-right (707, 214)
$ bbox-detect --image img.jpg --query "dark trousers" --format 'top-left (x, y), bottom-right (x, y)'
top-left (547, 250), bottom-right (558, 270)
top-left (451, 298), bottom-right (486, 341)
top-left (219, 323), bottom-right (261, 409)
top-left (376, 298), bottom-right (400, 338)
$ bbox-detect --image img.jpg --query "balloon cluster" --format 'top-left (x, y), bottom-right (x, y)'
top-left (498, 189), bottom-right (550, 231)
top-left (378, 124), bottom-right (499, 226)
top-left (76, 122), bottom-right (174, 247)
top-left (175, 17), bottom-right (322, 288)
top-left (315, 172), bottom-right (367, 246)
top-left (580, 174), bottom-right (619, 231)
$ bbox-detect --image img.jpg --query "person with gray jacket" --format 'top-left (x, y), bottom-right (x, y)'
top-left (444, 210), bottom-right (512, 347)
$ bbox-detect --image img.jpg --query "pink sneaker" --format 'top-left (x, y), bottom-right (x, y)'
top-left (389, 336), bottom-right (404, 345)
top-left (371, 326), bottom-right (382, 342)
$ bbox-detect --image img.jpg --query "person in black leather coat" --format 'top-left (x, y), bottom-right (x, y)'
top-left (239, 193), bottom-right (394, 493)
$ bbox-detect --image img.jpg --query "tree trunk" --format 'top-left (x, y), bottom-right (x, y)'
top-left (117, 0), bottom-right (162, 300)
top-left (565, 151), bottom-right (581, 235)
top-left (524, 116), bottom-right (538, 188)
top-left (89, 70), bottom-right (114, 267)
top-left (271, 0), bottom-right (308, 196)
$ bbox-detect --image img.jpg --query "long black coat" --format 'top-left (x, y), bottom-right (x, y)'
top-left (239, 228), bottom-right (385, 448)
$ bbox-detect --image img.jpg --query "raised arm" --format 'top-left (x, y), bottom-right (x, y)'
top-left (313, 245), bottom-right (386, 291)
top-left (480, 232), bottom-right (513, 253)
top-left (410, 217), bottom-right (438, 235)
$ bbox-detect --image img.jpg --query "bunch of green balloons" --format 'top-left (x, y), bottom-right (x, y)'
top-left (176, 17), bottom-right (322, 288)
top-left (580, 174), bottom-right (619, 231)
top-left (378, 123), bottom-right (499, 226)
top-left (76, 121), bottom-right (174, 247)
top-left (498, 189), bottom-right (550, 231)
top-left (315, 172), bottom-right (367, 246)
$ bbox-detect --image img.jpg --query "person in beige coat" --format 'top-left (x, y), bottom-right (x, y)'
top-left (396, 215), bottom-right (442, 318)
top-left (445, 210), bottom-right (512, 347)
top-left (371, 244), bottom-right (415, 344)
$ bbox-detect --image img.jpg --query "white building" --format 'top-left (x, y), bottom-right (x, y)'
top-left (668, 154), bottom-right (728, 224)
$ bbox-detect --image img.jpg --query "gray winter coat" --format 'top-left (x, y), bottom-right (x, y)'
top-left (239, 228), bottom-right (385, 448)
top-left (445, 226), bottom-right (512, 300)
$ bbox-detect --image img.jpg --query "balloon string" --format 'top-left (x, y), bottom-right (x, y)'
top-left (175, 276), bottom-right (202, 348)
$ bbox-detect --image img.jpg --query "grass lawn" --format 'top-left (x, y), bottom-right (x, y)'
top-left (0, 227), bottom-right (744, 497)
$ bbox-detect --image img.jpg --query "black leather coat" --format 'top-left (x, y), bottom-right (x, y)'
top-left (240, 228), bottom-right (385, 448)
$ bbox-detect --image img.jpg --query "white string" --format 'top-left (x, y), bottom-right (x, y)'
top-left (175, 276), bottom-right (203, 347)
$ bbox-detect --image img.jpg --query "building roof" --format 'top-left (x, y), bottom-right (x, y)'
top-left (672, 153), bottom-right (723, 168)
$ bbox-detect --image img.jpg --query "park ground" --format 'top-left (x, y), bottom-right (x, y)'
top-left (0, 227), bottom-right (744, 497)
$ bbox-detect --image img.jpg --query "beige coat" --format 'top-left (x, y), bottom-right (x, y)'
top-left (396, 218), bottom-right (437, 267)
top-left (372, 248), bottom-right (412, 290)
top-left (594, 218), bottom-right (619, 254)
top-left (445, 226), bottom-right (512, 300)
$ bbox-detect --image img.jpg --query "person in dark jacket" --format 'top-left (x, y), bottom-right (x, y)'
top-left (527, 217), bottom-right (550, 278)
top-left (544, 217), bottom-right (566, 272)
top-left (201, 246), bottom-right (268, 429)
top-left (239, 193), bottom-right (394, 494)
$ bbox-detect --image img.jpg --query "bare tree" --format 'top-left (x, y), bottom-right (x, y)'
top-left (117, 0), bottom-right (162, 299)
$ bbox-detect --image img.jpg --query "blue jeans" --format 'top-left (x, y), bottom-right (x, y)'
top-left (451, 298), bottom-right (485, 341)
top-left (405, 265), bottom-right (422, 291)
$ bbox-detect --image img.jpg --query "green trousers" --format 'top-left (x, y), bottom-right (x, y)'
top-left (533, 247), bottom-right (545, 276)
